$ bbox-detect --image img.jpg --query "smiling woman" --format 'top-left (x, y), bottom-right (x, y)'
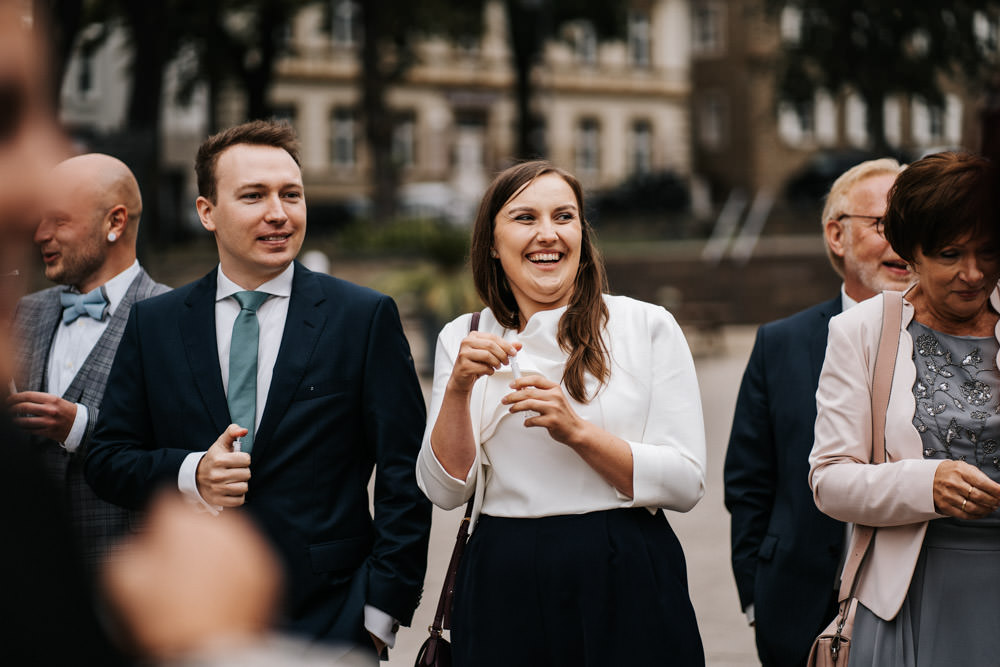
top-left (417, 161), bottom-right (707, 666)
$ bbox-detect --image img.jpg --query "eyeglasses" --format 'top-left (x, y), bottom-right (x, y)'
top-left (836, 213), bottom-right (884, 236)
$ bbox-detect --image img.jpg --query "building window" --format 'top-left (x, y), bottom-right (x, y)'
top-left (629, 120), bottom-right (653, 176)
top-left (77, 49), bottom-right (94, 95)
top-left (845, 93), bottom-right (868, 148)
top-left (326, 0), bottom-right (359, 47)
top-left (576, 118), bottom-right (601, 175)
top-left (330, 107), bottom-right (357, 167)
top-left (392, 111), bottom-right (416, 168)
top-left (698, 93), bottom-right (726, 150)
top-left (778, 98), bottom-right (816, 146)
top-left (627, 11), bottom-right (651, 68)
top-left (692, 2), bottom-right (724, 57)
top-left (779, 6), bottom-right (802, 45)
top-left (911, 94), bottom-right (963, 146)
top-left (975, 11), bottom-right (999, 53)
top-left (564, 20), bottom-right (598, 66)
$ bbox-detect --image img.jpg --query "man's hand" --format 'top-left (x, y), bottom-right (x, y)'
top-left (196, 424), bottom-right (252, 508)
top-left (7, 390), bottom-right (77, 442)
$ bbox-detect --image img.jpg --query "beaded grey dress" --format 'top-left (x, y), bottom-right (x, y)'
top-left (849, 321), bottom-right (1000, 666)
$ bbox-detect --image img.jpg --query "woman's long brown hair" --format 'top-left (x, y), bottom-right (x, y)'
top-left (470, 161), bottom-right (610, 403)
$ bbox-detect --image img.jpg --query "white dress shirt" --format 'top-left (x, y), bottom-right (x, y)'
top-left (47, 260), bottom-right (141, 452)
top-left (175, 262), bottom-right (397, 648)
top-left (417, 294), bottom-right (707, 527)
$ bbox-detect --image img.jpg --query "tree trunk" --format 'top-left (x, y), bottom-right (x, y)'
top-left (863, 89), bottom-right (889, 155)
top-left (360, 0), bottom-right (398, 224)
top-left (122, 2), bottom-right (170, 248)
top-left (242, 1), bottom-right (286, 120)
top-left (505, 0), bottom-right (543, 160)
top-left (36, 0), bottom-right (84, 111)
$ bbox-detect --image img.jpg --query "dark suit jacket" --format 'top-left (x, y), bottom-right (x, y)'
top-left (86, 262), bottom-right (432, 645)
top-left (11, 268), bottom-right (168, 567)
top-left (723, 296), bottom-right (846, 667)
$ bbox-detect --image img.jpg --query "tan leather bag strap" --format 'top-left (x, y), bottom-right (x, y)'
top-left (837, 292), bottom-right (903, 603)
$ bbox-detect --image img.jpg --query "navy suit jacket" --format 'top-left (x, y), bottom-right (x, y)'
top-left (86, 262), bottom-right (432, 645)
top-left (723, 296), bottom-right (846, 667)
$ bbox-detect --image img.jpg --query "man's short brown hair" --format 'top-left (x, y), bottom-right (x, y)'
top-left (195, 120), bottom-right (301, 203)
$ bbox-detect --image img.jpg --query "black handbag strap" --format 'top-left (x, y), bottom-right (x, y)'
top-left (427, 311), bottom-right (481, 637)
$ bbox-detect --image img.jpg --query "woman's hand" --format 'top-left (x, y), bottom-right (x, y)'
top-left (503, 374), bottom-right (586, 446)
top-left (503, 375), bottom-right (634, 497)
top-left (447, 333), bottom-right (520, 395)
top-left (933, 459), bottom-right (1000, 519)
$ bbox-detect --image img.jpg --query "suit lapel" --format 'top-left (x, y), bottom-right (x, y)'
top-left (252, 263), bottom-right (326, 460)
top-left (179, 269), bottom-right (231, 435)
top-left (28, 294), bottom-right (63, 393)
top-left (808, 295), bottom-right (842, 388)
top-left (63, 269), bottom-right (151, 404)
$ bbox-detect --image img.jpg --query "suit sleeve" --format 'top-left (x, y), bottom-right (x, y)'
top-left (361, 295), bottom-right (432, 626)
top-left (723, 326), bottom-right (776, 611)
top-left (84, 305), bottom-right (191, 510)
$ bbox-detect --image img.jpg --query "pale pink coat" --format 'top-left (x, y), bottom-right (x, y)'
top-left (809, 287), bottom-right (1000, 621)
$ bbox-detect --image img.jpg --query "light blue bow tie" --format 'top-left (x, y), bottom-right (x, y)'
top-left (61, 287), bottom-right (109, 324)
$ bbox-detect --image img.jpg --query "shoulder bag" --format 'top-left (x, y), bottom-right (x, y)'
top-left (807, 292), bottom-right (903, 666)
top-left (414, 311), bottom-right (480, 667)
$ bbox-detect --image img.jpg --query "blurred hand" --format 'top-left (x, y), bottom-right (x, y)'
top-left (196, 424), bottom-right (252, 508)
top-left (933, 459), bottom-right (1000, 519)
top-left (7, 390), bottom-right (77, 442)
top-left (102, 491), bottom-right (281, 660)
top-left (447, 332), bottom-right (520, 394)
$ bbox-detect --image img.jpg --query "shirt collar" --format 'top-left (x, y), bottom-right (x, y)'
top-left (840, 283), bottom-right (859, 312)
top-left (99, 260), bottom-right (142, 315)
top-left (216, 262), bottom-right (294, 302)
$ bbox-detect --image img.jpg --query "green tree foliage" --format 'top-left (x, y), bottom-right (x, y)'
top-left (767, 1), bottom-right (999, 151)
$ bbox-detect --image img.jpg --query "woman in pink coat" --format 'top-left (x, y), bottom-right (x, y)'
top-left (810, 151), bottom-right (1000, 666)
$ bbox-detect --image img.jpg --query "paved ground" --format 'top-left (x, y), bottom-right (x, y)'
top-left (388, 325), bottom-right (762, 666)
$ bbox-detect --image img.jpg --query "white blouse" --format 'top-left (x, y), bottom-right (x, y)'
top-left (416, 294), bottom-right (706, 529)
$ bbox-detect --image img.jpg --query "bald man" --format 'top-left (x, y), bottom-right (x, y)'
top-left (8, 153), bottom-right (169, 568)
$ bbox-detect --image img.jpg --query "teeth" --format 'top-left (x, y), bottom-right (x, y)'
top-left (528, 253), bottom-right (561, 262)
top-left (260, 235), bottom-right (286, 241)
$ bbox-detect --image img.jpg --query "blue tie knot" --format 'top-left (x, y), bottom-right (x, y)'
top-left (61, 287), bottom-right (109, 324)
top-left (233, 290), bottom-right (269, 313)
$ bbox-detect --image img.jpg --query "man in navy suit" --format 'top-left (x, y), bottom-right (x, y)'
top-left (724, 158), bottom-right (910, 666)
top-left (86, 120), bottom-right (431, 660)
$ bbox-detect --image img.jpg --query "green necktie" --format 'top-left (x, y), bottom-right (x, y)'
top-left (228, 290), bottom-right (269, 453)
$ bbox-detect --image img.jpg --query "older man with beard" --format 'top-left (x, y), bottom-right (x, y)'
top-left (723, 158), bottom-right (912, 667)
top-left (8, 153), bottom-right (168, 569)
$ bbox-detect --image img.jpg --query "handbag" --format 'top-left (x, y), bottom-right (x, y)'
top-left (807, 292), bottom-right (902, 667)
top-left (414, 312), bottom-right (480, 667)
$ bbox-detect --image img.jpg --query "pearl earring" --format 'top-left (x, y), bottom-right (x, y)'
top-left (490, 249), bottom-right (499, 258)
top-left (108, 232), bottom-right (117, 242)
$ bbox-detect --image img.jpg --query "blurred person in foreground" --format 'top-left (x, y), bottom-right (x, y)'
top-left (0, 4), bottom-right (126, 665)
top-left (8, 154), bottom-right (168, 570)
top-left (810, 152), bottom-right (1000, 665)
top-left (85, 119), bottom-right (431, 660)
top-left (103, 492), bottom-right (373, 667)
top-left (723, 158), bottom-right (910, 666)
top-left (417, 161), bottom-right (706, 666)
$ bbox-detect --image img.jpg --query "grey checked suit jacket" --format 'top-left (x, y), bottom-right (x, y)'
top-left (11, 268), bottom-right (169, 567)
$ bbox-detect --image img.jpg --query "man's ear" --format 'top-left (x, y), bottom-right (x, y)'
top-left (105, 204), bottom-right (128, 241)
top-left (196, 196), bottom-right (215, 232)
top-left (824, 217), bottom-right (847, 260)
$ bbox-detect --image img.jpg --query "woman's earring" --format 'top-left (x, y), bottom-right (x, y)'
top-left (490, 249), bottom-right (499, 258)
top-left (107, 232), bottom-right (117, 242)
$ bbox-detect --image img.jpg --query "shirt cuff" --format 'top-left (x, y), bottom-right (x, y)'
top-left (178, 451), bottom-right (222, 515)
top-left (61, 403), bottom-right (87, 452)
top-left (744, 603), bottom-right (755, 626)
top-left (364, 605), bottom-right (399, 649)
